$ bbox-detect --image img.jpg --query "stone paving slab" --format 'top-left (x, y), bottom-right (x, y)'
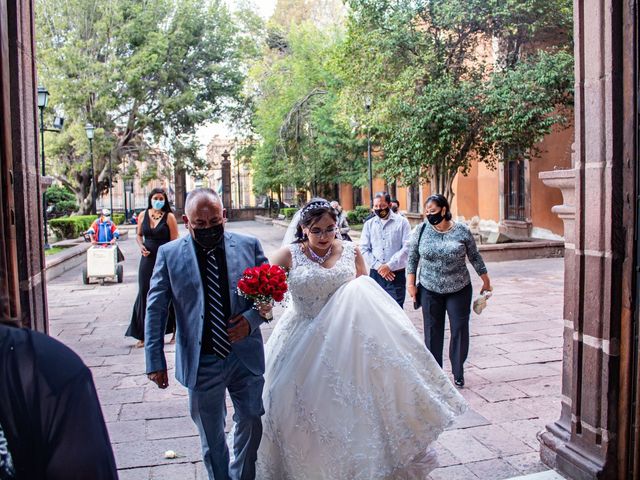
top-left (46, 221), bottom-right (566, 479)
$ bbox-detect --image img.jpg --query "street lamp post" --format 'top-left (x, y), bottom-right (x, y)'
top-left (37, 87), bottom-right (50, 249)
top-left (237, 156), bottom-right (242, 209)
top-left (109, 155), bottom-right (113, 213)
top-left (364, 96), bottom-right (373, 208)
top-left (85, 123), bottom-right (97, 215)
top-left (37, 86), bottom-right (64, 250)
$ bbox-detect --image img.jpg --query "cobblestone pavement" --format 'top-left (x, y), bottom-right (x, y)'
top-left (46, 221), bottom-right (564, 479)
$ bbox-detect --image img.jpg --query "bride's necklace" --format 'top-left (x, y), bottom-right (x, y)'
top-left (306, 243), bottom-right (333, 264)
top-left (150, 209), bottom-right (164, 221)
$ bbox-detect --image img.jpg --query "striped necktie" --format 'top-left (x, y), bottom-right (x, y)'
top-left (205, 250), bottom-right (231, 358)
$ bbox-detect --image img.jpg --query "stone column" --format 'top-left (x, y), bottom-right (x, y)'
top-left (538, 167), bottom-right (576, 467)
top-left (221, 150), bottom-right (232, 217)
top-left (537, 0), bottom-right (634, 478)
top-left (2, 0), bottom-right (48, 331)
top-left (173, 165), bottom-right (186, 217)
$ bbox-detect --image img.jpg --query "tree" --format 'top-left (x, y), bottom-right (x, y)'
top-left (36, 0), bottom-right (253, 213)
top-left (247, 23), bottom-right (365, 201)
top-left (45, 185), bottom-right (79, 218)
top-left (338, 0), bottom-right (574, 202)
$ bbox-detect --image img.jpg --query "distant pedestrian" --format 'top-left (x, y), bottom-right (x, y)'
top-left (87, 208), bottom-right (124, 262)
top-left (407, 194), bottom-right (492, 388)
top-left (390, 198), bottom-right (401, 214)
top-left (87, 208), bottom-right (120, 244)
top-left (330, 200), bottom-right (352, 241)
top-left (0, 297), bottom-right (118, 479)
top-left (360, 191), bottom-right (412, 308)
top-left (126, 188), bottom-right (179, 348)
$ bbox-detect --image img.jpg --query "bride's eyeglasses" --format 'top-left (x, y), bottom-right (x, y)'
top-left (308, 226), bottom-right (337, 238)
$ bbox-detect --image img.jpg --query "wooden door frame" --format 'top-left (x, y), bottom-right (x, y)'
top-left (0, 0), bottom-right (22, 320)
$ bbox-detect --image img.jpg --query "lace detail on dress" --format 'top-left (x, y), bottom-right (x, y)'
top-left (286, 242), bottom-right (356, 319)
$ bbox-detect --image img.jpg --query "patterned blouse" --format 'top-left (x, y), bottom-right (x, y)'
top-left (0, 421), bottom-right (15, 479)
top-left (407, 221), bottom-right (487, 294)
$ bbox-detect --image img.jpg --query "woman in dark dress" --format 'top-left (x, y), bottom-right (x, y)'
top-left (126, 188), bottom-right (179, 347)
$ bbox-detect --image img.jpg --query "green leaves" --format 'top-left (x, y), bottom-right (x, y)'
top-left (247, 23), bottom-right (365, 197)
top-left (338, 0), bottom-right (573, 201)
top-left (37, 0), bottom-right (253, 212)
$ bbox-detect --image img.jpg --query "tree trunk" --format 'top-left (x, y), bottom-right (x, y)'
top-left (429, 164), bottom-right (458, 205)
top-left (56, 172), bottom-right (94, 215)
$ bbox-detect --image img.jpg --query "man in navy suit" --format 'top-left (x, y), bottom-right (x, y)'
top-left (145, 188), bottom-right (271, 480)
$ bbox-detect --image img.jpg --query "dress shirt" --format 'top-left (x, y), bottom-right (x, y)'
top-left (360, 212), bottom-right (412, 271)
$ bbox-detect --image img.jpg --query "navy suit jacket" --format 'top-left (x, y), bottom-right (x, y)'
top-left (145, 231), bottom-right (268, 389)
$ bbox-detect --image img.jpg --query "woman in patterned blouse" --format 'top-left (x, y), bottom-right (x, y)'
top-left (407, 194), bottom-right (492, 388)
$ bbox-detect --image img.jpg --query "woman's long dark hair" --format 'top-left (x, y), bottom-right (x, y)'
top-left (293, 198), bottom-right (338, 243)
top-left (425, 194), bottom-right (453, 221)
top-left (147, 188), bottom-right (173, 213)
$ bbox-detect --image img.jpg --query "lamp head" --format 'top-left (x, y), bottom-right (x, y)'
top-left (37, 86), bottom-right (50, 109)
top-left (364, 95), bottom-right (372, 112)
top-left (85, 123), bottom-right (95, 140)
top-left (53, 116), bottom-right (64, 130)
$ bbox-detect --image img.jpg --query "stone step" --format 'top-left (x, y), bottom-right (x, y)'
top-left (506, 470), bottom-right (566, 480)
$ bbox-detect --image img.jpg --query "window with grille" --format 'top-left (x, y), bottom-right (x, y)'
top-left (505, 159), bottom-right (526, 221)
top-left (409, 182), bottom-right (421, 213)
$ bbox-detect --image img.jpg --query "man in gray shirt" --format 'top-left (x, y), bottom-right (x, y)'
top-left (360, 192), bottom-right (412, 308)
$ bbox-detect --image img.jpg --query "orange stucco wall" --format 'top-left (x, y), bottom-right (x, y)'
top-left (528, 124), bottom-right (573, 235)
top-left (336, 119), bottom-right (572, 237)
top-left (450, 160), bottom-right (500, 222)
top-left (361, 178), bottom-right (387, 206)
top-left (452, 161), bottom-right (479, 219)
top-left (448, 124), bottom-right (572, 235)
top-left (339, 184), bottom-right (354, 210)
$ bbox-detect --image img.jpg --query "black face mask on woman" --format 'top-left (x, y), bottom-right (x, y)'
top-left (426, 211), bottom-right (445, 226)
top-left (192, 223), bottom-right (224, 249)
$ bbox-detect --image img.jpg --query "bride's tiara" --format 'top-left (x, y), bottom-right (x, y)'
top-left (301, 201), bottom-right (332, 217)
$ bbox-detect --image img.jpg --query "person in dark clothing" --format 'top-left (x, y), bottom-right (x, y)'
top-left (126, 188), bottom-right (179, 347)
top-left (0, 306), bottom-right (117, 479)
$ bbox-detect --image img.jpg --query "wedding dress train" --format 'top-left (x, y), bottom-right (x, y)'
top-left (256, 242), bottom-right (467, 479)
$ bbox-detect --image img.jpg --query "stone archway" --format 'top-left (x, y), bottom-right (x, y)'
top-left (538, 0), bottom-right (638, 478)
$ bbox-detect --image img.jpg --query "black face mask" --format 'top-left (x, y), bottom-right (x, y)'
top-left (192, 223), bottom-right (224, 249)
top-left (391, 206), bottom-right (399, 213)
top-left (427, 211), bottom-right (445, 226)
top-left (374, 207), bottom-right (390, 219)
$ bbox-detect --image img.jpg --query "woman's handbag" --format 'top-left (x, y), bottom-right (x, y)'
top-left (412, 223), bottom-right (427, 310)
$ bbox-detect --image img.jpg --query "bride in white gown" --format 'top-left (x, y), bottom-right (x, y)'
top-left (256, 199), bottom-right (467, 479)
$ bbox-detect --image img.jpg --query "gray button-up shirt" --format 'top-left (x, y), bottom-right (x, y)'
top-left (360, 212), bottom-right (412, 271)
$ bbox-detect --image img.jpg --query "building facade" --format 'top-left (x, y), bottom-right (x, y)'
top-left (186, 135), bottom-right (256, 209)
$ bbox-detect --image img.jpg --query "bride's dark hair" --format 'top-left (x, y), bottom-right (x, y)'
top-left (293, 198), bottom-right (338, 243)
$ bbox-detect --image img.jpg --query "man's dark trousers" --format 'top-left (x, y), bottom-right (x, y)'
top-left (369, 268), bottom-right (406, 308)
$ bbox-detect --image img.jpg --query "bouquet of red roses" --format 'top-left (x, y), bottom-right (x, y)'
top-left (237, 264), bottom-right (288, 318)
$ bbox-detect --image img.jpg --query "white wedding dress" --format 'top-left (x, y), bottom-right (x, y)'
top-left (255, 242), bottom-right (467, 480)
